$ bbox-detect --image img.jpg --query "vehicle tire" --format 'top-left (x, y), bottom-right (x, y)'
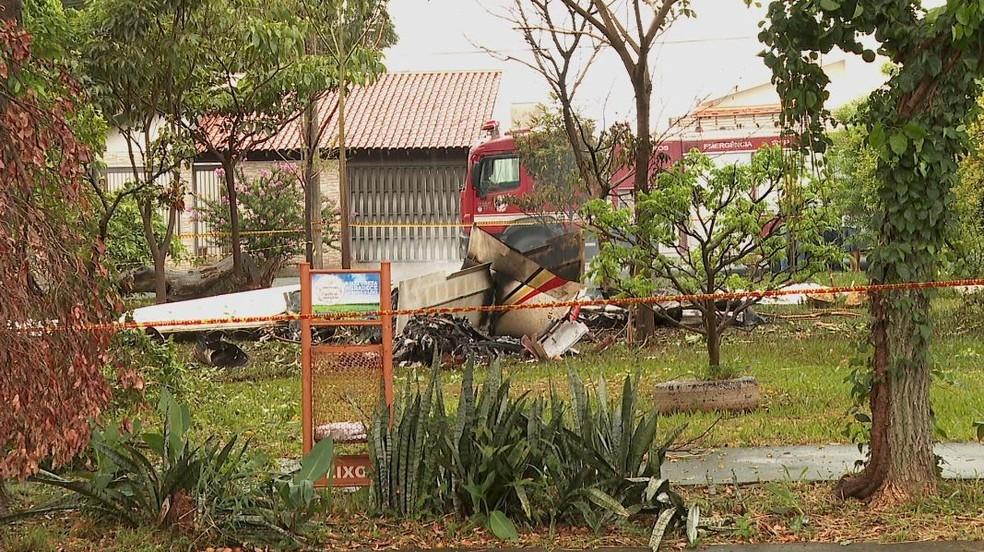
top-left (503, 228), bottom-right (551, 253)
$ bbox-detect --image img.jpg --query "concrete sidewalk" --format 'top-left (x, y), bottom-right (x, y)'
top-left (663, 443), bottom-right (984, 485)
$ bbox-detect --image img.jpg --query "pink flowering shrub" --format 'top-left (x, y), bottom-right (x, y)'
top-left (198, 164), bottom-right (338, 265)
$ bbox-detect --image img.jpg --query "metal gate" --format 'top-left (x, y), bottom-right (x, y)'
top-left (102, 166), bottom-right (183, 237)
top-left (349, 161), bottom-right (463, 262)
top-left (190, 164), bottom-right (226, 259)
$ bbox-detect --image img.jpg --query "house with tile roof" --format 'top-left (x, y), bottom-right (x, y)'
top-left (102, 70), bottom-right (501, 266)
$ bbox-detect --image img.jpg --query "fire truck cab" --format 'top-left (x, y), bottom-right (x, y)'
top-left (460, 120), bottom-right (789, 255)
top-left (459, 132), bottom-right (570, 253)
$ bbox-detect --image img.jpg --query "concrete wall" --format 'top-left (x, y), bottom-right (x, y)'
top-left (104, 122), bottom-right (166, 167)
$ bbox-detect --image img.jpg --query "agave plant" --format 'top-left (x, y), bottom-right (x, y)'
top-left (16, 391), bottom-right (336, 547)
top-left (368, 355), bottom-right (441, 517)
top-left (30, 390), bottom-right (215, 528)
top-left (367, 356), bottom-right (695, 545)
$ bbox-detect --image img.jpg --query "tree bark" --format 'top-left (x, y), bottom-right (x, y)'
top-left (337, 80), bottom-right (351, 269)
top-left (304, 100), bottom-right (321, 268)
top-left (630, 58), bottom-right (656, 340)
top-left (0, 479), bottom-right (9, 516)
top-left (836, 289), bottom-right (937, 503)
top-left (302, 34), bottom-right (323, 268)
top-left (632, 66), bottom-right (653, 195)
top-left (704, 305), bottom-right (721, 374)
top-left (152, 249), bottom-right (167, 302)
top-left (139, 199), bottom-right (168, 303)
top-left (222, 158), bottom-right (244, 276)
top-left (123, 254), bottom-right (282, 300)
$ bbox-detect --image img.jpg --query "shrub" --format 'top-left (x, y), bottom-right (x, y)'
top-left (585, 146), bottom-right (842, 376)
top-left (17, 392), bottom-right (335, 548)
top-left (369, 359), bottom-right (692, 543)
top-left (103, 330), bottom-right (187, 414)
top-left (196, 165), bottom-right (338, 267)
top-left (103, 196), bottom-right (186, 273)
top-left (939, 289), bottom-right (984, 337)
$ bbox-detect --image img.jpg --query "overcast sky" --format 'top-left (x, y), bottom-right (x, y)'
top-left (384, 0), bottom-right (792, 129)
top-left (384, 0), bottom-right (949, 130)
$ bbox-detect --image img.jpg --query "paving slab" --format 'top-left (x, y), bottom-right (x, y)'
top-left (663, 443), bottom-right (984, 486)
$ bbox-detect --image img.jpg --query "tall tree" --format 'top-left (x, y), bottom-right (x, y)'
top-left (556, 0), bottom-right (693, 196)
top-left (297, 0), bottom-right (395, 268)
top-left (82, 0), bottom-right (200, 303)
top-left (760, 0), bottom-right (984, 503)
top-left (485, 0), bottom-right (612, 199)
top-left (0, 17), bottom-right (117, 493)
top-left (515, 0), bottom-right (694, 337)
top-left (182, 0), bottom-right (333, 279)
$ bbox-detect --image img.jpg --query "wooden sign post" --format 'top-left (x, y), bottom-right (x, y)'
top-left (300, 262), bottom-right (393, 487)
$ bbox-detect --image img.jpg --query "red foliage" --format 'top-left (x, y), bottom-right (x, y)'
top-left (0, 22), bottom-right (119, 480)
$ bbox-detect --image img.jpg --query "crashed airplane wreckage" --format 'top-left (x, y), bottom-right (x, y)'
top-left (125, 228), bottom-right (693, 367)
top-left (393, 228), bottom-right (598, 364)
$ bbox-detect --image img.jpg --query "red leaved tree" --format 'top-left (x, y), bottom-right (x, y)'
top-left (0, 21), bottom-right (118, 491)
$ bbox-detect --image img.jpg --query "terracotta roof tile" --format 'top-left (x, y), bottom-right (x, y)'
top-left (259, 70), bottom-right (501, 152)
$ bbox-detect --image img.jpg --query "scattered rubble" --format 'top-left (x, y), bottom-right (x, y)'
top-left (463, 227), bottom-right (584, 338)
top-left (396, 263), bottom-right (493, 335)
top-left (393, 314), bottom-right (523, 365)
top-left (193, 333), bottom-right (248, 368)
top-left (579, 304), bottom-right (628, 330)
top-left (518, 231), bottom-right (585, 282)
top-left (525, 318), bottom-right (589, 360)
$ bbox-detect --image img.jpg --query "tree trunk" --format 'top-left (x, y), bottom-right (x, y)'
top-left (630, 61), bottom-right (656, 340)
top-left (222, 159), bottom-right (244, 276)
top-left (836, 289), bottom-right (937, 503)
top-left (139, 199), bottom-right (168, 304)
top-left (310, 139), bottom-right (324, 269)
top-left (152, 248), bottom-right (167, 303)
top-left (633, 68), bottom-right (652, 195)
top-left (123, 254), bottom-right (281, 300)
top-left (303, 100), bottom-right (316, 265)
top-left (302, 35), bottom-right (323, 268)
top-left (338, 80), bottom-right (351, 269)
top-left (0, 0), bottom-right (21, 23)
top-left (705, 310), bottom-right (721, 375)
top-left (0, 480), bottom-right (9, 516)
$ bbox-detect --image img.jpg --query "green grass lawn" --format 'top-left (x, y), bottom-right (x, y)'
top-left (4, 295), bottom-right (983, 552)
top-left (175, 301), bottom-right (984, 460)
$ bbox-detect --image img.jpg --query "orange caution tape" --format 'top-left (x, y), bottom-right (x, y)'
top-left (176, 218), bottom-right (577, 238)
top-left (5, 278), bottom-right (984, 334)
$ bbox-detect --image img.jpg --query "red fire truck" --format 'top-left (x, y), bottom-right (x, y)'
top-left (459, 123), bottom-right (787, 252)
